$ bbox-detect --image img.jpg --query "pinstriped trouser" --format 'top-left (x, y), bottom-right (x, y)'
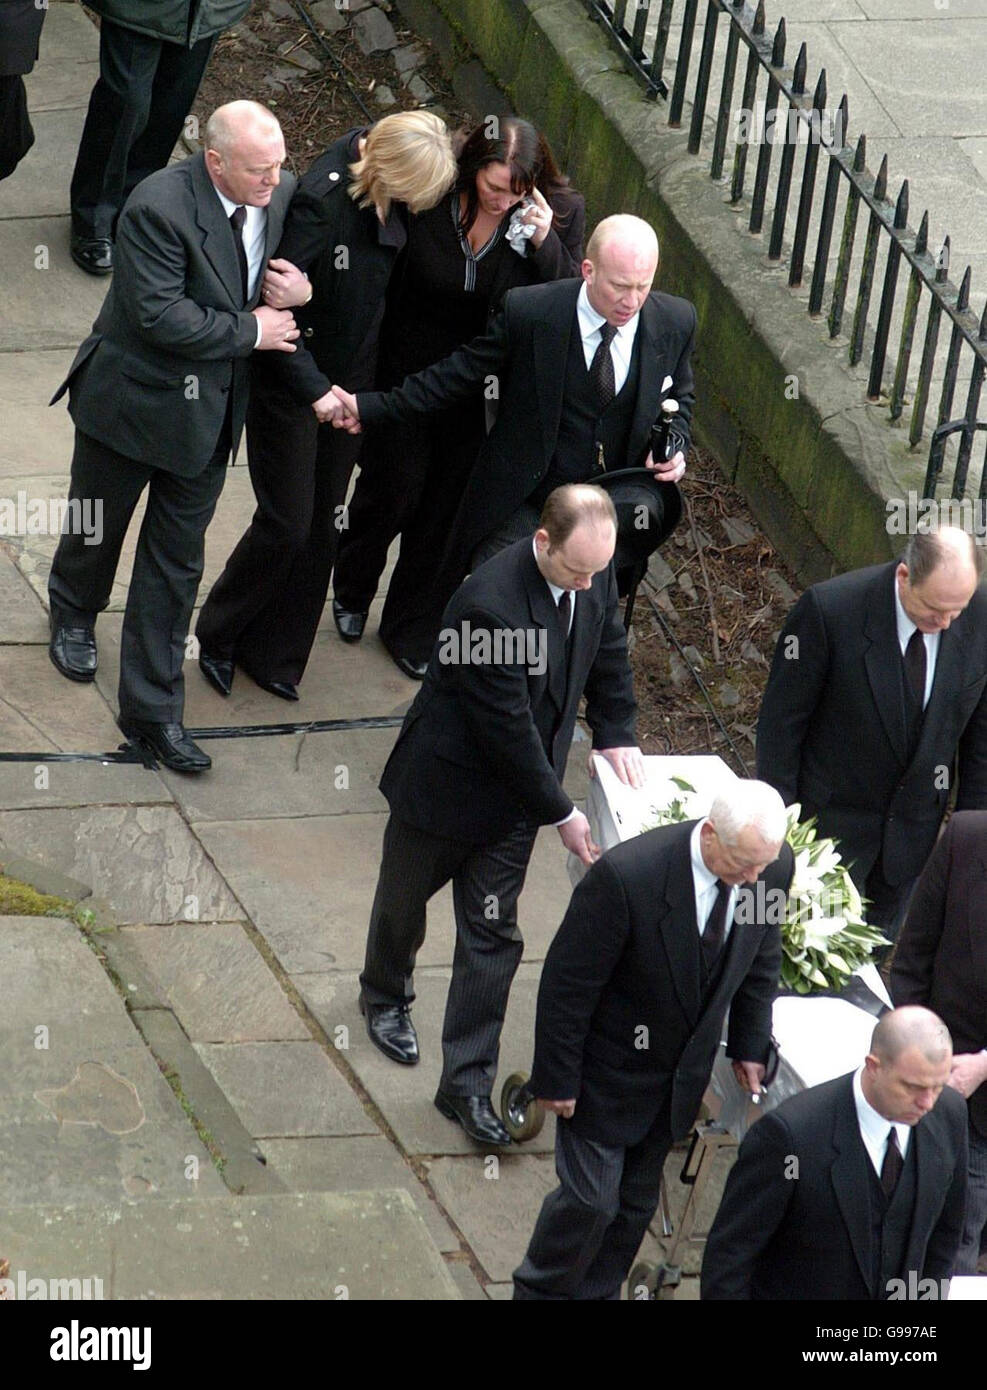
top-left (360, 815), bottom-right (539, 1095)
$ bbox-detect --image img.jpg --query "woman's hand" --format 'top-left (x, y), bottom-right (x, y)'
top-left (522, 187), bottom-right (554, 247)
top-left (261, 258), bottom-right (312, 309)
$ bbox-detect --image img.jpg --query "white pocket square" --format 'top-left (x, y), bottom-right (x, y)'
top-left (661, 375), bottom-right (673, 392)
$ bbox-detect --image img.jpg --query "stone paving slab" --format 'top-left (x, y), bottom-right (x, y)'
top-left (0, 917), bottom-right (223, 1207)
top-left (0, 109), bottom-right (87, 217)
top-left (296, 966), bottom-right (557, 1157)
top-left (424, 1152), bottom-right (558, 1283)
top-left (196, 814), bottom-right (578, 977)
top-left (0, 646), bottom-right (123, 753)
top-left (0, 218), bottom-right (108, 351)
top-left (192, 1040), bottom-right (380, 1138)
top-left (0, 761), bottom-right (173, 812)
top-left (0, 805), bottom-right (243, 924)
top-left (0, 1190), bottom-right (460, 1300)
top-left (28, 0), bottom-right (100, 72)
top-left (0, 547), bottom-right (49, 642)
top-left (117, 923), bottom-right (311, 1043)
top-left (2, 353), bottom-right (76, 474)
top-left (258, 1134), bottom-right (460, 1254)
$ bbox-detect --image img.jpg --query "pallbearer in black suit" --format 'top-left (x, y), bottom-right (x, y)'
top-left (702, 1008), bottom-right (968, 1300)
top-left (359, 485), bottom-right (641, 1148)
top-left (47, 102), bottom-right (298, 773)
top-left (513, 779), bottom-right (793, 1300)
top-left (194, 113), bottom-right (456, 701)
top-left (757, 526), bottom-right (987, 940)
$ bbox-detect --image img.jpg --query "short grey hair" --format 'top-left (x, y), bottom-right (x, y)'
top-left (205, 100), bottom-right (281, 159)
top-left (707, 779), bottom-right (787, 847)
top-left (871, 1006), bottom-right (952, 1065)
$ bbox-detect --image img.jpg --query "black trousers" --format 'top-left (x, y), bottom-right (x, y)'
top-left (360, 814), bottom-right (538, 1096)
top-left (196, 366), bottom-right (362, 684)
top-left (513, 1107), bottom-right (673, 1300)
top-left (333, 400), bottom-right (483, 664)
top-left (864, 860), bottom-right (917, 958)
top-left (70, 21), bottom-right (216, 240)
top-left (48, 428), bottom-right (228, 723)
top-left (0, 74), bottom-right (34, 182)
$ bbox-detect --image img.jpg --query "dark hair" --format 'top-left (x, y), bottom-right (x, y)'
top-left (453, 115), bottom-right (570, 235)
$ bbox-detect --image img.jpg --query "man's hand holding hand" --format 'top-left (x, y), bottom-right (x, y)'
top-left (261, 258), bottom-right (311, 308)
top-left (947, 1052), bottom-right (987, 1099)
top-left (558, 809), bottom-right (599, 866)
top-left (312, 391), bottom-right (342, 424)
top-left (540, 1098), bottom-right (576, 1118)
top-left (592, 746), bottom-right (645, 788)
top-left (328, 384), bottom-right (362, 434)
top-left (253, 305), bottom-right (299, 352)
top-left (645, 448), bottom-right (687, 484)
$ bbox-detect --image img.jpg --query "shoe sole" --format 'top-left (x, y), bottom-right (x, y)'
top-left (118, 727), bottom-right (211, 775)
top-left (49, 648), bottom-right (96, 682)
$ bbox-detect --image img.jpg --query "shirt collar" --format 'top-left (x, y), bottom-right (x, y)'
top-left (853, 1066), bottom-right (911, 1157)
top-left (576, 281), bottom-right (639, 348)
top-left (690, 820), bottom-right (719, 896)
top-left (532, 535), bottom-right (572, 606)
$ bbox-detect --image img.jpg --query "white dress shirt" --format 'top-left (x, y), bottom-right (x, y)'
top-left (893, 583), bottom-right (938, 709)
top-left (690, 821), bottom-right (737, 943)
top-left (576, 282), bottom-right (637, 395)
top-left (852, 1066), bottom-right (911, 1176)
top-left (213, 186), bottom-right (267, 347)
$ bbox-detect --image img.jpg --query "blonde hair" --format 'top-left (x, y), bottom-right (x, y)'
top-left (349, 111), bottom-right (456, 219)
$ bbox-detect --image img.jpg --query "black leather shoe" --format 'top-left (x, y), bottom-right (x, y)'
top-left (70, 235), bottom-right (113, 275)
top-left (359, 996), bottom-right (419, 1065)
top-left (118, 719), bottom-right (211, 774)
top-left (199, 650), bottom-right (234, 697)
top-left (247, 674), bottom-right (299, 702)
top-left (388, 648), bottom-right (428, 681)
top-left (332, 599), bottom-right (368, 644)
top-left (49, 621), bottom-right (97, 682)
top-left (434, 1090), bottom-right (513, 1147)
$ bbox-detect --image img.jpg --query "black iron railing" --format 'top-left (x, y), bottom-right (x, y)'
top-left (584, 0), bottom-right (987, 500)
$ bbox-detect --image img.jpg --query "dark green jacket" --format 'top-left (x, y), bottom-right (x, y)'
top-left (83, 0), bottom-right (251, 47)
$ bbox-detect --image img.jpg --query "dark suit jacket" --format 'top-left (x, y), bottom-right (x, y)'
top-left (357, 278), bottom-right (696, 559)
top-left (701, 1072), bottom-right (968, 1299)
top-left (51, 153), bottom-right (295, 474)
top-left (0, 0), bottom-right (45, 75)
top-left (756, 562), bottom-right (987, 887)
top-left (892, 811), bottom-right (987, 1138)
top-left (379, 537), bottom-right (636, 845)
top-left (529, 820), bottom-right (794, 1146)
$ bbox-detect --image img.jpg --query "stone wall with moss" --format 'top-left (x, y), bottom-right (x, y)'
top-left (395, 0), bottom-right (921, 580)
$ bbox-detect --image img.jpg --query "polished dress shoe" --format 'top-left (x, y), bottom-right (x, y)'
top-left (199, 650), bottom-right (234, 697)
top-left (385, 645), bottom-right (428, 681)
top-left (49, 621), bottom-right (97, 682)
top-left (359, 996), bottom-right (419, 1065)
top-left (434, 1090), bottom-right (513, 1147)
top-left (118, 719), bottom-right (211, 773)
top-left (247, 673), bottom-right (299, 702)
top-left (332, 599), bottom-right (368, 644)
top-left (70, 235), bottom-right (113, 275)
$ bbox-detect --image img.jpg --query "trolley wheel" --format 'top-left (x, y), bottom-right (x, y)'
top-left (628, 1262), bottom-right (657, 1300)
top-left (500, 1071), bottom-right (546, 1142)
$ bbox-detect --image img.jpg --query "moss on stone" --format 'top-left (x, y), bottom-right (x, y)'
top-left (0, 872), bottom-right (77, 918)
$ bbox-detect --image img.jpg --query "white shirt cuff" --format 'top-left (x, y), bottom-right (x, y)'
top-left (553, 806), bottom-right (579, 826)
top-left (253, 314), bottom-right (263, 349)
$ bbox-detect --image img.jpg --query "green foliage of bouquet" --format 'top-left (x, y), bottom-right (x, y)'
top-left (647, 781), bottom-right (889, 994)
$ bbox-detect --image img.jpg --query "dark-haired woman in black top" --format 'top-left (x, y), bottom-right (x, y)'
top-left (331, 115), bottom-right (585, 678)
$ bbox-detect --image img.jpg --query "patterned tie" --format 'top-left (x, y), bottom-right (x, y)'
top-left (701, 878), bottom-right (731, 980)
top-left (904, 629), bottom-right (926, 710)
top-left (229, 205), bottom-right (249, 303)
top-left (880, 1126), bottom-right (903, 1197)
top-left (590, 323), bottom-right (618, 408)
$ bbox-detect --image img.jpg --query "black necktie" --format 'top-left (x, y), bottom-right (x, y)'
top-left (701, 878), bottom-right (731, 980)
top-left (880, 1127), bottom-right (903, 1197)
top-left (229, 205), bottom-right (249, 303)
top-left (557, 590), bottom-right (572, 641)
top-left (904, 629), bottom-right (926, 710)
top-left (590, 323), bottom-right (618, 408)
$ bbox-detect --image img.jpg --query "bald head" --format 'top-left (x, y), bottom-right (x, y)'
top-left (582, 215), bottom-right (660, 328)
top-left (862, 1007), bottom-right (953, 1125)
top-left (897, 525), bottom-right (982, 634)
top-left (204, 102), bottom-right (285, 208)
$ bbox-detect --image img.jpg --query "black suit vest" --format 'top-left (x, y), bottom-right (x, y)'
top-left (866, 1136), bottom-right (918, 1298)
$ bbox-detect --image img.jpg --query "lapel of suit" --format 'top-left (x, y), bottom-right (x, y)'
top-left (830, 1076), bottom-right (876, 1293)
top-left (534, 282), bottom-right (581, 466)
top-left (905, 1108), bottom-right (950, 1276)
top-left (191, 153), bottom-right (247, 309)
top-left (658, 829), bottom-right (703, 1026)
top-left (863, 564), bottom-right (910, 765)
top-left (910, 620), bottom-right (964, 768)
top-left (523, 544), bottom-right (567, 713)
top-left (630, 295), bottom-right (664, 457)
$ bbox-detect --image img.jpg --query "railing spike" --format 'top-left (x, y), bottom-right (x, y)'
top-left (771, 16), bottom-right (786, 66)
top-left (958, 265), bottom-right (971, 313)
top-left (915, 210), bottom-right (929, 256)
top-left (980, 296), bottom-right (987, 340)
top-left (793, 40), bottom-right (807, 95)
top-left (894, 180), bottom-right (908, 230)
top-left (874, 153), bottom-right (888, 202)
top-left (936, 236), bottom-right (950, 284)
top-left (813, 67), bottom-right (826, 111)
top-left (834, 93), bottom-right (848, 149)
top-left (854, 133), bottom-right (866, 173)
top-left (753, 0), bottom-right (766, 35)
